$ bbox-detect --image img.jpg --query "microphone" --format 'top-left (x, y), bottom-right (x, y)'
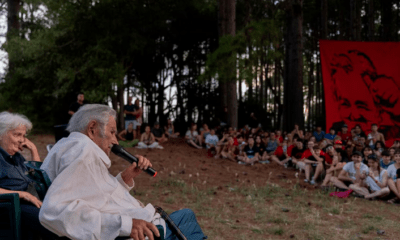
top-left (111, 145), bottom-right (157, 177)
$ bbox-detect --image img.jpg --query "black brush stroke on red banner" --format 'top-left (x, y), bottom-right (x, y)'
top-left (319, 40), bottom-right (400, 148)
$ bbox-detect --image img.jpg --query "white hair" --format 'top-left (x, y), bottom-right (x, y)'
top-left (67, 104), bottom-right (116, 136)
top-left (0, 111), bottom-right (33, 138)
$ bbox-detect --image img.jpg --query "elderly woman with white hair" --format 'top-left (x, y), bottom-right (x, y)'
top-left (0, 111), bottom-right (57, 240)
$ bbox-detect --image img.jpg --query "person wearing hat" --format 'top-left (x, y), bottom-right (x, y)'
top-left (330, 151), bottom-right (369, 190)
top-left (363, 154), bottom-right (390, 199)
top-left (152, 122), bottom-right (168, 144)
top-left (337, 124), bottom-right (352, 144)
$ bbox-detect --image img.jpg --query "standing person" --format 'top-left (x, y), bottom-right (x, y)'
top-left (133, 99), bottom-right (143, 139)
top-left (0, 112), bottom-right (57, 240)
top-left (68, 93), bottom-right (84, 117)
top-left (164, 118), bottom-right (180, 138)
top-left (137, 126), bottom-right (161, 149)
top-left (124, 97), bottom-right (139, 131)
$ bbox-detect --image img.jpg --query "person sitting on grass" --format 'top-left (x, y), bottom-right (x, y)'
top-left (255, 135), bottom-right (269, 164)
top-left (330, 151), bottom-right (369, 191)
top-left (290, 140), bottom-right (306, 171)
top-left (362, 146), bottom-right (373, 165)
top-left (164, 118), bottom-right (180, 138)
top-left (237, 136), bottom-right (259, 165)
top-left (320, 149), bottom-right (346, 189)
top-left (265, 132), bottom-right (279, 156)
top-left (386, 149), bottom-right (400, 203)
top-left (185, 123), bottom-right (202, 149)
top-left (200, 123), bottom-right (211, 141)
top-left (214, 133), bottom-right (229, 158)
top-left (205, 129), bottom-right (219, 149)
top-left (269, 138), bottom-right (292, 166)
top-left (219, 136), bottom-right (237, 162)
top-left (152, 122), bottom-right (168, 144)
top-left (137, 125), bottom-right (162, 149)
top-left (117, 122), bottom-right (139, 148)
top-left (363, 154), bottom-right (390, 199)
top-left (303, 145), bottom-right (325, 185)
top-left (380, 150), bottom-right (394, 169)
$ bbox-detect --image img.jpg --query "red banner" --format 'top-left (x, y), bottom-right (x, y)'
top-left (319, 40), bottom-right (400, 146)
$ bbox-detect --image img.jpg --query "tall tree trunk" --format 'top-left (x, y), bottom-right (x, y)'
top-left (321, 0), bottom-right (328, 39)
top-left (7, 0), bottom-right (20, 38)
top-left (368, 0), bottom-right (374, 41)
top-left (283, 0), bottom-right (304, 131)
top-left (381, 0), bottom-right (393, 41)
top-left (218, 0), bottom-right (237, 128)
top-left (7, 0), bottom-right (21, 77)
top-left (117, 84), bottom-right (125, 130)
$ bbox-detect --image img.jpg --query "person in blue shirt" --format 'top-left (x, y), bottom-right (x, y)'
top-left (313, 126), bottom-right (325, 143)
top-left (0, 111), bottom-right (57, 239)
top-left (380, 150), bottom-right (394, 169)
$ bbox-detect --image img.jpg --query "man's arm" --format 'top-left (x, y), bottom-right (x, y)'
top-left (338, 169), bottom-right (353, 183)
top-left (68, 110), bottom-right (75, 116)
top-left (118, 130), bottom-right (127, 141)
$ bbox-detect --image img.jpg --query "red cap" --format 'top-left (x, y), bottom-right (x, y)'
top-left (334, 140), bottom-right (342, 145)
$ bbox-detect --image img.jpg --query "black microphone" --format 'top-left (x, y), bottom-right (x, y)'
top-left (111, 145), bottom-right (157, 177)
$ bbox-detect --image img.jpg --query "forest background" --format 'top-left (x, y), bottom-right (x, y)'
top-left (1, 0), bottom-right (400, 133)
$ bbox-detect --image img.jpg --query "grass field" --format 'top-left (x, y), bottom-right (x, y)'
top-left (29, 134), bottom-right (400, 240)
top-left (135, 177), bottom-right (400, 240)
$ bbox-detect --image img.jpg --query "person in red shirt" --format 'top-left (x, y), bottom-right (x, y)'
top-left (276, 130), bottom-right (284, 143)
top-left (337, 124), bottom-right (352, 144)
top-left (270, 138), bottom-right (293, 166)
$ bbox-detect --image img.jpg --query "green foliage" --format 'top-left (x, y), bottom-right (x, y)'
top-left (201, 19), bottom-right (282, 84)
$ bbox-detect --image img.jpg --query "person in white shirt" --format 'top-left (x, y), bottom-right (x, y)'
top-left (39, 104), bottom-right (206, 240)
top-left (386, 149), bottom-right (400, 203)
top-left (330, 151), bottom-right (369, 190)
top-left (185, 123), bottom-right (202, 149)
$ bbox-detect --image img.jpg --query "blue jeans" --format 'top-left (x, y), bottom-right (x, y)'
top-left (125, 120), bottom-right (135, 130)
top-left (165, 209), bottom-right (207, 240)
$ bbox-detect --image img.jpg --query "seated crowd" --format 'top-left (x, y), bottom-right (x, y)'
top-left (126, 119), bottom-right (400, 204)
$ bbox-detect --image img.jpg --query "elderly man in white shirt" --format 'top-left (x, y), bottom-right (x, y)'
top-left (39, 104), bottom-right (206, 240)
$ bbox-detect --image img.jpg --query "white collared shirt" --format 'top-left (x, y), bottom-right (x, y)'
top-left (39, 132), bottom-right (165, 240)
